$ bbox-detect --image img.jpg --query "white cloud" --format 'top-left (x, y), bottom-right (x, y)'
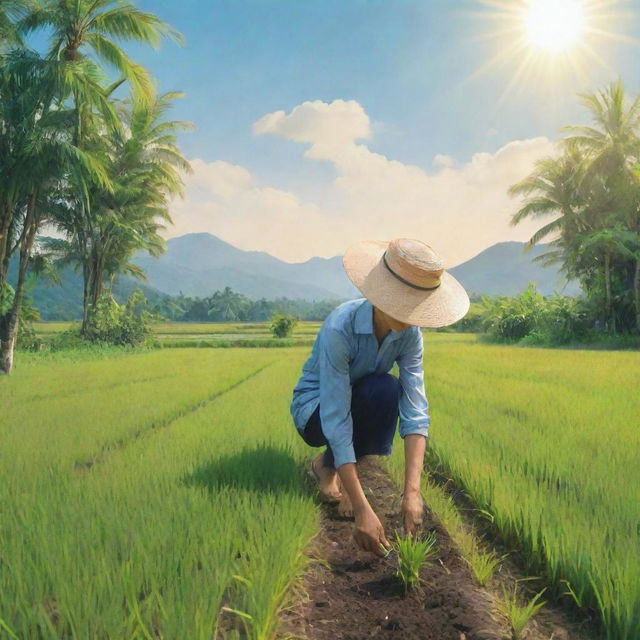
top-left (167, 100), bottom-right (557, 265)
top-left (168, 160), bottom-right (328, 261)
top-left (433, 154), bottom-right (455, 169)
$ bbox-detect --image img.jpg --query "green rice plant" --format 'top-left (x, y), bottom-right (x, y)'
top-left (386, 335), bottom-right (640, 639)
top-left (466, 550), bottom-right (505, 586)
top-left (0, 348), bottom-right (318, 639)
top-left (4, 333), bottom-right (640, 638)
top-left (392, 531), bottom-right (438, 593)
top-left (499, 584), bottom-right (546, 639)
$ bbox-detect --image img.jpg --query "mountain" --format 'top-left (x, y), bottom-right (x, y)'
top-left (449, 241), bottom-right (580, 297)
top-left (133, 234), bottom-right (579, 300)
top-left (9, 233), bottom-right (579, 320)
top-left (131, 233), bottom-right (360, 300)
top-left (6, 257), bottom-right (166, 321)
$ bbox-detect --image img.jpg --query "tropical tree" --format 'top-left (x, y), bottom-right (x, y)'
top-left (207, 287), bottom-right (251, 322)
top-left (563, 80), bottom-right (640, 331)
top-left (44, 92), bottom-right (191, 332)
top-left (509, 142), bottom-right (587, 269)
top-left (0, 50), bottom-right (109, 373)
top-left (18, 0), bottom-right (182, 105)
top-left (510, 80), bottom-right (640, 333)
top-left (0, 0), bottom-right (29, 47)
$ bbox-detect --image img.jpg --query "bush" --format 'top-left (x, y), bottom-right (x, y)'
top-left (521, 295), bottom-right (591, 345)
top-left (479, 284), bottom-right (595, 345)
top-left (480, 284), bottom-right (545, 341)
top-left (269, 313), bottom-right (298, 338)
top-left (84, 290), bottom-right (153, 346)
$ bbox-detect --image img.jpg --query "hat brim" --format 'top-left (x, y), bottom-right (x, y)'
top-left (343, 240), bottom-right (470, 328)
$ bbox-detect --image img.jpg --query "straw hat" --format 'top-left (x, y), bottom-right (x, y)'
top-left (343, 238), bottom-right (470, 328)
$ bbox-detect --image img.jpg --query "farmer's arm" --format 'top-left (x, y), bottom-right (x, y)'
top-left (396, 327), bottom-right (430, 535)
top-left (319, 328), bottom-right (389, 556)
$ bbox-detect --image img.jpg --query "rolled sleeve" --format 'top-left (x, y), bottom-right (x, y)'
top-left (318, 328), bottom-right (357, 468)
top-left (396, 328), bottom-right (430, 439)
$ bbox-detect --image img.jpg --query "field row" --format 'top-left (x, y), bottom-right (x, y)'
top-left (0, 350), bottom-right (317, 639)
top-left (388, 338), bottom-right (640, 640)
top-left (2, 336), bottom-right (640, 638)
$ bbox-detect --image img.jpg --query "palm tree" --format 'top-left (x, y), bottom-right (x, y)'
top-left (509, 142), bottom-right (587, 273)
top-left (19, 0), bottom-right (183, 104)
top-left (0, 0), bottom-right (29, 47)
top-left (208, 287), bottom-right (251, 322)
top-left (46, 92), bottom-right (192, 332)
top-left (563, 80), bottom-right (640, 332)
top-left (0, 50), bottom-right (108, 373)
top-left (562, 80), bottom-right (640, 180)
top-left (511, 81), bottom-right (640, 333)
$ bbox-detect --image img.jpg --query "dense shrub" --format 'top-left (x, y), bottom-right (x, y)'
top-left (480, 284), bottom-right (594, 345)
top-left (83, 290), bottom-right (153, 346)
top-left (269, 313), bottom-right (298, 338)
top-left (480, 284), bottom-right (545, 341)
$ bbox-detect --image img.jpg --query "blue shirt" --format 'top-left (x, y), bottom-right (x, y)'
top-left (290, 297), bottom-right (430, 468)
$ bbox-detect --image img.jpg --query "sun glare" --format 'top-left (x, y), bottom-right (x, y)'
top-left (464, 1), bottom-right (638, 103)
top-left (524, 0), bottom-right (585, 52)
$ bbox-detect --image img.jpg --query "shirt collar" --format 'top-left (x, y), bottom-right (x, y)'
top-left (354, 298), bottom-right (373, 334)
top-left (354, 298), bottom-right (403, 342)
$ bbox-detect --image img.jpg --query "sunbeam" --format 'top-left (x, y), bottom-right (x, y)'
top-left (463, 0), bottom-right (639, 96)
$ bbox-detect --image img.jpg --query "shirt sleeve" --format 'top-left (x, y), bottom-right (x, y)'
top-left (396, 328), bottom-right (430, 439)
top-left (318, 328), bottom-right (356, 468)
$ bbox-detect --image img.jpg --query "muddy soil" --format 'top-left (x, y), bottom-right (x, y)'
top-left (281, 460), bottom-right (511, 640)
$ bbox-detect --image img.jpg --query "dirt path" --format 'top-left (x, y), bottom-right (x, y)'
top-left (282, 460), bottom-right (510, 640)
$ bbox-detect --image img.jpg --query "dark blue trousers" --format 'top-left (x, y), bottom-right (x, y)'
top-left (300, 373), bottom-right (400, 469)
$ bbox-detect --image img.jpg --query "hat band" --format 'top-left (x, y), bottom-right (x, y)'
top-left (382, 251), bottom-right (442, 291)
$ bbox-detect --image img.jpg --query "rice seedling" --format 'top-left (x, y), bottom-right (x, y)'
top-left (391, 531), bottom-right (438, 593)
top-left (466, 550), bottom-right (505, 586)
top-left (499, 584), bottom-right (547, 639)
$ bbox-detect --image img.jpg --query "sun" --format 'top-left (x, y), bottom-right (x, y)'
top-left (463, 1), bottom-right (638, 103)
top-left (524, 0), bottom-right (585, 52)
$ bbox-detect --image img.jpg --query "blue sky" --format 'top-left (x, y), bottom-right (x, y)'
top-left (113, 1), bottom-right (640, 262)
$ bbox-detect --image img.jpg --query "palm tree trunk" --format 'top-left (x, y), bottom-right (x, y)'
top-left (81, 262), bottom-right (91, 334)
top-left (634, 258), bottom-right (640, 335)
top-left (0, 204), bottom-right (11, 285)
top-left (604, 252), bottom-right (613, 332)
top-left (0, 195), bottom-right (37, 374)
top-left (81, 252), bottom-right (104, 336)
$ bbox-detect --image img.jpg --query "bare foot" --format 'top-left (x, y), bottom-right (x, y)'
top-left (338, 490), bottom-right (354, 518)
top-left (312, 454), bottom-right (342, 502)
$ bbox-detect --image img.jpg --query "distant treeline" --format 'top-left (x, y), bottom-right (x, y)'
top-left (150, 286), bottom-right (345, 322)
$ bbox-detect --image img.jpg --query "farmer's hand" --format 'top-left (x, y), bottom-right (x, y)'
top-left (353, 504), bottom-right (390, 556)
top-left (401, 490), bottom-right (424, 536)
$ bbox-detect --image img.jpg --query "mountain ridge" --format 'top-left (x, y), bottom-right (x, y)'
top-left (9, 233), bottom-right (580, 320)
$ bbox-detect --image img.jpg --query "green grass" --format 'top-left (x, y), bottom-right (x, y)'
top-left (33, 320), bottom-right (323, 336)
top-left (385, 336), bottom-right (640, 640)
top-left (3, 333), bottom-right (640, 638)
top-left (0, 348), bottom-right (318, 639)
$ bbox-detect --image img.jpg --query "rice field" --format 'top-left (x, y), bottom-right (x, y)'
top-left (32, 320), bottom-right (322, 349)
top-left (1, 332), bottom-right (639, 638)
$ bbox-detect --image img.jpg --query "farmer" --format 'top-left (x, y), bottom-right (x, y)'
top-left (290, 238), bottom-right (469, 556)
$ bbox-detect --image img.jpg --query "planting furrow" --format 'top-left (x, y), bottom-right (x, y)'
top-left (282, 460), bottom-right (509, 640)
top-left (74, 361), bottom-right (275, 471)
